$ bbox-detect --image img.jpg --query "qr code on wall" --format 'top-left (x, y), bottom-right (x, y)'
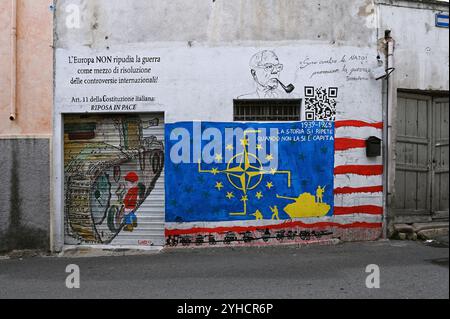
top-left (304, 86), bottom-right (338, 121)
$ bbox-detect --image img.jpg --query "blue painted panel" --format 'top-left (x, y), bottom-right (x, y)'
top-left (436, 13), bottom-right (449, 28)
top-left (165, 121), bottom-right (335, 223)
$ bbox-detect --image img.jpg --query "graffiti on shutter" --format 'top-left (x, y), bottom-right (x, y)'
top-left (64, 115), bottom-right (164, 244)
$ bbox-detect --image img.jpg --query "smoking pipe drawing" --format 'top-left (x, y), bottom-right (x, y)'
top-left (276, 79), bottom-right (295, 94)
top-left (251, 70), bottom-right (295, 94)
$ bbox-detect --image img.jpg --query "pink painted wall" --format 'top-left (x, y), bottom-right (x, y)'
top-left (0, 0), bottom-right (53, 136)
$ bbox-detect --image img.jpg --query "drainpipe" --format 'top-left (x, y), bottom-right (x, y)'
top-left (9, 0), bottom-right (17, 121)
top-left (383, 30), bottom-right (395, 239)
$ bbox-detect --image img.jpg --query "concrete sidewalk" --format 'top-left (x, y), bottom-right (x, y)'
top-left (0, 240), bottom-right (448, 299)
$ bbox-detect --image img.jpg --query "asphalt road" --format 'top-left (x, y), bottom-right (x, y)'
top-left (0, 240), bottom-right (448, 299)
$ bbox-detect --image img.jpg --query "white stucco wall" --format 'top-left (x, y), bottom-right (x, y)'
top-left (54, 0), bottom-right (383, 123)
top-left (378, 0), bottom-right (449, 224)
top-left (379, 0), bottom-right (449, 91)
top-left (52, 0), bottom-right (407, 249)
top-left (54, 44), bottom-right (382, 123)
top-left (55, 0), bottom-right (377, 48)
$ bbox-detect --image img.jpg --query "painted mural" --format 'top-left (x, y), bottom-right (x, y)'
top-left (165, 121), bottom-right (335, 246)
top-left (64, 115), bottom-right (164, 244)
top-left (56, 45), bottom-right (385, 247)
top-left (237, 50), bottom-right (297, 99)
top-left (237, 50), bottom-right (338, 121)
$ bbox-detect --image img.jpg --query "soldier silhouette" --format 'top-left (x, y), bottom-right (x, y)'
top-left (251, 209), bottom-right (264, 221)
top-left (270, 206), bottom-right (280, 220)
top-left (316, 185), bottom-right (326, 203)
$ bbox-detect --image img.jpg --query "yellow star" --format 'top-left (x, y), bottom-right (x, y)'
top-left (266, 181), bottom-right (274, 190)
top-left (256, 144), bottom-right (263, 150)
top-left (241, 195), bottom-right (248, 202)
top-left (215, 181), bottom-right (224, 191)
top-left (215, 154), bottom-right (223, 162)
top-left (240, 138), bottom-right (249, 146)
top-left (226, 144), bottom-right (234, 151)
top-left (255, 191), bottom-right (263, 200)
top-left (226, 192), bottom-right (234, 199)
top-left (211, 168), bottom-right (219, 175)
top-left (266, 154), bottom-right (274, 161)
top-left (270, 168), bottom-right (277, 175)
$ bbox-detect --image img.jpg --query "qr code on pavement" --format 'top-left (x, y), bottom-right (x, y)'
top-left (304, 86), bottom-right (338, 121)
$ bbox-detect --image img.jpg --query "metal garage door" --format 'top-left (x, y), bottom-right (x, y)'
top-left (63, 114), bottom-right (165, 247)
top-left (393, 93), bottom-right (449, 222)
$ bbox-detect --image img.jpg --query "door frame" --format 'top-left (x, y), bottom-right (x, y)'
top-left (431, 97), bottom-right (450, 219)
top-left (389, 90), bottom-right (449, 225)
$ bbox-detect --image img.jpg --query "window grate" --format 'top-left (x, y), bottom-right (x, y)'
top-left (233, 99), bottom-right (302, 121)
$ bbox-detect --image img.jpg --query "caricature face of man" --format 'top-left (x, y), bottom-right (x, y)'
top-left (251, 51), bottom-right (284, 89)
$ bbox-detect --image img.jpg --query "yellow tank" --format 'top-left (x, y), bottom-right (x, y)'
top-left (277, 193), bottom-right (331, 218)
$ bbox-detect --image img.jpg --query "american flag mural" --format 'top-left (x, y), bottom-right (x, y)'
top-left (332, 120), bottom-right (383, 241)
top-left (164, 119), bottom-right (383, 247)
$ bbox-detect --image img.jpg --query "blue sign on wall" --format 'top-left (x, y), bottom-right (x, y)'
top-left (436, 13), bottom-right (449, 28)
top-left (165, 121), bottom-right (335, 223)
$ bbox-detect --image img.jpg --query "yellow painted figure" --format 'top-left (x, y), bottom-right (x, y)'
top-left (270, 206), bottom-right (280, 220)
top-left (251, 209), bottom-right (264, 220)
top-left (316, 185), bottom-right (326, 203)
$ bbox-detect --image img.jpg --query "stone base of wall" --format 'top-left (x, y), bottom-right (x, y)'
top-left (165, 225), bottom-right (382, 248)
top-left (0, 139), bottom-right (50, 253)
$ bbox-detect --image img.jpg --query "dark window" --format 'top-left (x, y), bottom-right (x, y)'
top-left (233, 99), bottom-right (302, 121)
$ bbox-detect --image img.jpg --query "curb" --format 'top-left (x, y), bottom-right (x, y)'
top-left (162, 238), bottom-right (342, 252)
top-left (59, 245), bottom-right (163, 258)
